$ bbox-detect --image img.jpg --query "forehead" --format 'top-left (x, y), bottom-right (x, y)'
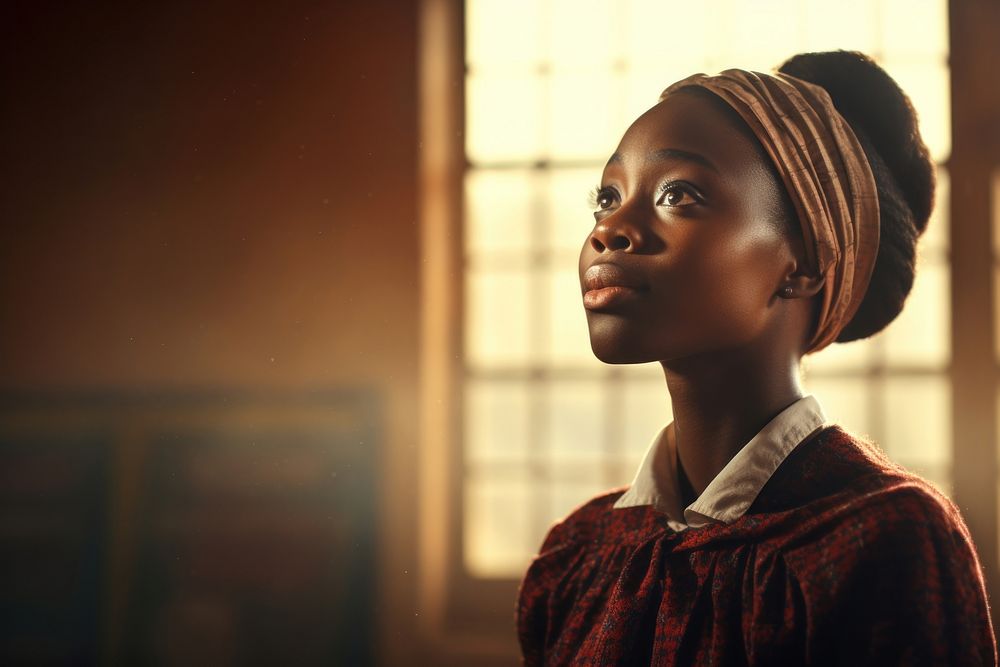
top-left (606, 89), bottom-right (766, 179)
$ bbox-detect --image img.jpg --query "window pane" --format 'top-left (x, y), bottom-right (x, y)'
top-left (547, 71), bottom-right (622, 161)
top-left (547, 478), bottom-right (613, 528)
top-left (464, 477), bottom-right (536, 577)
top-left (465, 170), bottom-right (536, 255)
top-left (546, 0), bottom-right (620, 69)
top-left (807, 377), bottom-right (873, 437)
top-left (466, 73), bottom-right (544, 163)
top-left (624, 69), bottom-right (674, 129)
top-left (883, 376), bottom-right (950, 468)
top-left (725, 0), bottom-right (805, 67)
top-left (882, 61), bottom-right (951, 162)
top-left (464, 379), bottom-right (532, 463)
top-left (882, 260), bottom-right (950, 368)
top-left (922, 167), bottom-right (950, 255)
top-left (803, 0), bottom-right (879, 54)
top-left (621, 378), bottom-right (672, 468)
top-left (803, 336), bottom-right (876, 374)
top-left (465, 269), bottom-right (531, 367)
top-left (884, 376), bottom-right (951, 495)
top-left (466, 0), bottom-right (544, 69)
top-left (545, 379), bottom-right (605, 465)
top-left (544, 268), bottom-right (597, 365)
top-left (545, 167), bottom-right (599, 253)
top-left (880, 0), bottom-right (948, 59)
top-left (625, 0), bottom-right (713, 71)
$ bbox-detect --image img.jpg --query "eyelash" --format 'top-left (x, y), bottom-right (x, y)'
top-left (588, 182), bottom-right (703, 211)
top-left (587, 185), bottom-right (610, 210)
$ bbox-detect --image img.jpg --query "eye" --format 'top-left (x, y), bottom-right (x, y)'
top-left (658, 182), bottom-right (701, 207)
top-left (588, 185), bottom-right (619, 211)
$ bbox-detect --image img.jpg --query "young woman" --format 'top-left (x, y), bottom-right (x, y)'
top-left (517, 51), bottom-right (997, 665)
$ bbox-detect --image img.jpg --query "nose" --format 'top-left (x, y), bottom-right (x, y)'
top-left (588, 212), bottom-right (645, 253)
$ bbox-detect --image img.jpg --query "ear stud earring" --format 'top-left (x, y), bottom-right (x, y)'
top-left (780, 286), bottom-right (794, 298)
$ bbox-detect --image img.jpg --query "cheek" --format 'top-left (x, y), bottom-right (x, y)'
top-left (672, 228), bottom-right (786, 332)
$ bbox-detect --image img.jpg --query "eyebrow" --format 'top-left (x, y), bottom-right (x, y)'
top-left (605, 148), bottom-right (719, 174)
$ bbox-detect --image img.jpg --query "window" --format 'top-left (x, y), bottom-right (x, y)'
top-left (417, 4), bottom-right (1000, 661)
top-left (460, 0), bottom-right (953, 579)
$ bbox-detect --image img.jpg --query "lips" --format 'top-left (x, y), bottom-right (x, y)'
top-left (582, 262), bottom-right (647, 310)
top-left (583, 263), bottom-right (646, 292)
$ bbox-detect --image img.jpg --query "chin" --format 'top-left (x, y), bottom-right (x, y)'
top-left (590, 347), bottom-right (652, 365)
top-left (587, 326), bottom-right (660, 365)
top-left (585, 316), bottom-right (719, 365)
top-left (585, 313), bottom-right (662, 364)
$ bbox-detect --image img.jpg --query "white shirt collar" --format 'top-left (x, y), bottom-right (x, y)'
top-left (613, 394), bottom-right (827, 531)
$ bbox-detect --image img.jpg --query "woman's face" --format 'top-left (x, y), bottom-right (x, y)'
top-left (579, 89), bottom-right (800, 364)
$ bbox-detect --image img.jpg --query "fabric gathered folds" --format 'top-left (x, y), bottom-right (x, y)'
top-left (517, 426), bottom-right (998, 665)
top-left (660, 70), bottom-right (881, 353)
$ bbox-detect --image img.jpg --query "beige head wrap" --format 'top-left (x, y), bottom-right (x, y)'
top-left (660, 70), bottom-right (880, 353)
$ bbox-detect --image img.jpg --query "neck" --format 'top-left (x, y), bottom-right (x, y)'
top-left (660, 342), bottom-right (804, 501)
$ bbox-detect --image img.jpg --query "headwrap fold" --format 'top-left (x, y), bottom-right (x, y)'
top-left (660, 70), bottom-right (880, 353)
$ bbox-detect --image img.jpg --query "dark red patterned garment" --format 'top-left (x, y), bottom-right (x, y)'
top-left (517, 425), bottom-right (997, 666)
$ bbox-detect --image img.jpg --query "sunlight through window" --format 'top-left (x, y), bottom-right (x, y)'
top-left (462, 0), bottom-right (951, 578)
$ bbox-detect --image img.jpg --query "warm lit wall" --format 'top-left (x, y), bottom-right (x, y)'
top-left (1, 2), bottom-right (422, 664)
top-left (1, 1), bottom-right (419, 391)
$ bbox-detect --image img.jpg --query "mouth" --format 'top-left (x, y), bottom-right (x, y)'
top-left (582, 262), bottom-right (647, 311)
top-left (583, 285), bottom-right (643, 310)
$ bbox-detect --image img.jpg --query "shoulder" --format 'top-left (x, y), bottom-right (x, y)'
top-left (762, 426), bottom-right (998, 660)
top-left (525, 484), bottom-right (673, 568)
top-left (781, 466), bottom-right (985, 602)
top-left (519, 485), bottom-right (665, 616)
top-left (826, 477), bottom-right (970, 554)
top-left (517, 486), bottom-right (638, 658)
top-left (781, 439), bottom-right (971, 560)
top-left (760, 425), bottom-right (982, 583)
top-left (778, 464), bottom-right (996, 663)
top-left (752, 424), bottom-right (936, 514)
top-left (827, 428), bottom-right (971, 549)
top-left (534, 487), bottom-right (633, 553)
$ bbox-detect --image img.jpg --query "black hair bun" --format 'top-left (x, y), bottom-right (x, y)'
top-left (778, 50), bottom-right (936, 343)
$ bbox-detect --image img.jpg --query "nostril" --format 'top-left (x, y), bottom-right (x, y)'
top-left (590, 222), bottom-right (637, 253)
top-left (607, 234), bottom-right (631, 251)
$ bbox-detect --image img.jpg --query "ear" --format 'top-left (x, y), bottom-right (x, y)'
top-left (777, 258), bottom-right (825, 299)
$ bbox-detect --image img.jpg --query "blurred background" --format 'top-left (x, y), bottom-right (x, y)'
top-left (1, 0), bottom-right (998, 664)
